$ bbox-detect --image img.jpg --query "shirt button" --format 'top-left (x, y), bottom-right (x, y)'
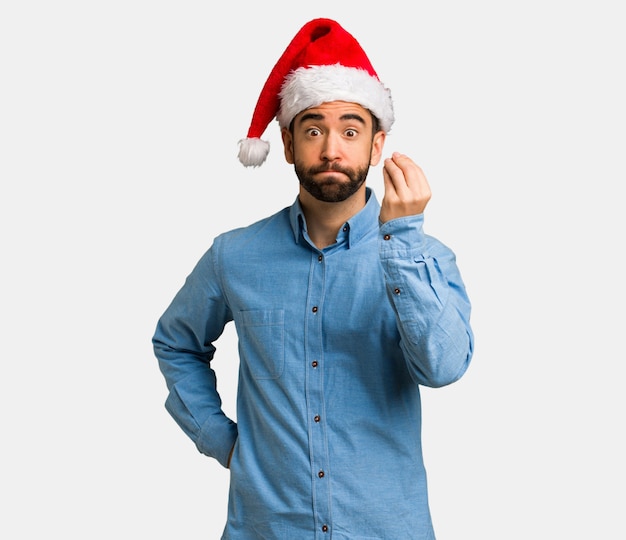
top-left (383, 234), bottom-right (391, 240)
top-left (394, 287), bottom-right (401, 295)
top-left (318, 254), bottom-right (323, 262)
top-left (318, 470), bottom-right (325, 478)
top-left (312, 306), bottom-right (318, 313)
top-left (311, 361), bottom-right (318, 368)
top-left (314, 415), bottom-right (321, 422)
top-left (322, 525), bottom-right (329, 533)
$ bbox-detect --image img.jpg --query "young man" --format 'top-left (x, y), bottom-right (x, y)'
top-left (153, 18), bottom-right (474, 539)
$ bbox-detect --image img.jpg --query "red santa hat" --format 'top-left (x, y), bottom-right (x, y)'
top-left (238, 18), bottom-right (395, 167)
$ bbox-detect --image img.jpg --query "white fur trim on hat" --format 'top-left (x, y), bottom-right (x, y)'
top-left (277, 64), bottom-right (394, 132)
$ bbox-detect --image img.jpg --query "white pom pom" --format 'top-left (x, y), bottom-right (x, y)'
top-left (238, 138), bottom-right (270, 167)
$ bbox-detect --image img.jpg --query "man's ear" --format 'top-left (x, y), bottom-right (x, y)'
top-left (281, 128), bottom-right (295, 164)
top-left (369, 130), bottom-right (386, 167)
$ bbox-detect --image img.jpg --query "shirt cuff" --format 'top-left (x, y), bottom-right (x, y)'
top-left (379, 214), bottom-right (426, 258)
top-left (197, 415), bottom-right (238, 468)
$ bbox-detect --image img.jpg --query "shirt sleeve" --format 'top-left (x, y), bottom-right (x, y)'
top-left (152, 243), bottom-right (237, 467)
top-left (379, 214), bottom-right (474, 387)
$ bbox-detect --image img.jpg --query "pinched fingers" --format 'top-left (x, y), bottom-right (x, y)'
top-left (380, 152), bottom-right (432, 223)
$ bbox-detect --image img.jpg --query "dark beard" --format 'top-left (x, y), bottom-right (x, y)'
top-left (295, 161), bottom-right (369, 203)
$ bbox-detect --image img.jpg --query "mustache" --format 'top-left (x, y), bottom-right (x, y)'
top-left (308, 163), bottom-right (352, 175)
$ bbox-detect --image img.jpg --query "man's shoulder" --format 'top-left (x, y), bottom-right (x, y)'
top-left (215, 206), bottom-right (292, 246)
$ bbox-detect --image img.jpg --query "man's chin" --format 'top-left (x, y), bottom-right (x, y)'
top-left (308, 183), bottom-right (362, 203)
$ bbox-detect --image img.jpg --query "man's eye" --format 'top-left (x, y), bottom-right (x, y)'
top-left (307, 128), bottom-right (321, 136)
top-left (345, 129), bottom-right (357, 137)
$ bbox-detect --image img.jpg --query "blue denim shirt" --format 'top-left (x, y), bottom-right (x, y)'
top-left (153, 188), bottom-right (474, 539)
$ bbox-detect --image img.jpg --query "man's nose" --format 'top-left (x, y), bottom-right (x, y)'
top-left (320, 133), bottom-right (341, 161)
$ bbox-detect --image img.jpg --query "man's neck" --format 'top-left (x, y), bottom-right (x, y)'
top-left (298, 187), bottom-right (367, 249)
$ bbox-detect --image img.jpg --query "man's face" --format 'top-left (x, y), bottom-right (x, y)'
top-left (281, 101), bottom-right (385, 203)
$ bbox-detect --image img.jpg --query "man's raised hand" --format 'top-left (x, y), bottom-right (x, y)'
top-left (380, 152), bottom-right (432, 223)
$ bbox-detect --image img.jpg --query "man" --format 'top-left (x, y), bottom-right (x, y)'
top-left (153, 18), bottom-right (474, 539)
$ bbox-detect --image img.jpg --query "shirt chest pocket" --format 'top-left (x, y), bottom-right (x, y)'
top-left (238, 309), bottom-right (285, 380)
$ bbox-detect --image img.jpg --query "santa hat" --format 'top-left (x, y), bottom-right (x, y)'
top-left (238, 18), bottom-right (395, 167)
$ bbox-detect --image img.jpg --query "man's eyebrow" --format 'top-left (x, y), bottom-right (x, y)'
top-left (339, 113), bottom-right (367, 125)
top-left (297, 112), bottom-right (324, 124)
top-left (297, 112), bottom-right (367, 125)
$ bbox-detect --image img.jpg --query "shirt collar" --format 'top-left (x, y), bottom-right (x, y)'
top-left (289, 187), bottom-right (380, 249)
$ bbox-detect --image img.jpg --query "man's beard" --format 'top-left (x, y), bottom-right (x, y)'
top-left (295, 161), bottom-right (370, 203)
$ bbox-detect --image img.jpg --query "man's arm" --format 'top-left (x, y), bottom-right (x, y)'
top-left (379, 152), bottom-right (474, 387)
top-left (152, 245), bottom-right (238, 467)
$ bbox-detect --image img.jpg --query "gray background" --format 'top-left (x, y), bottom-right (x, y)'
top-left (2, 1), bottom-right (624, 538)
